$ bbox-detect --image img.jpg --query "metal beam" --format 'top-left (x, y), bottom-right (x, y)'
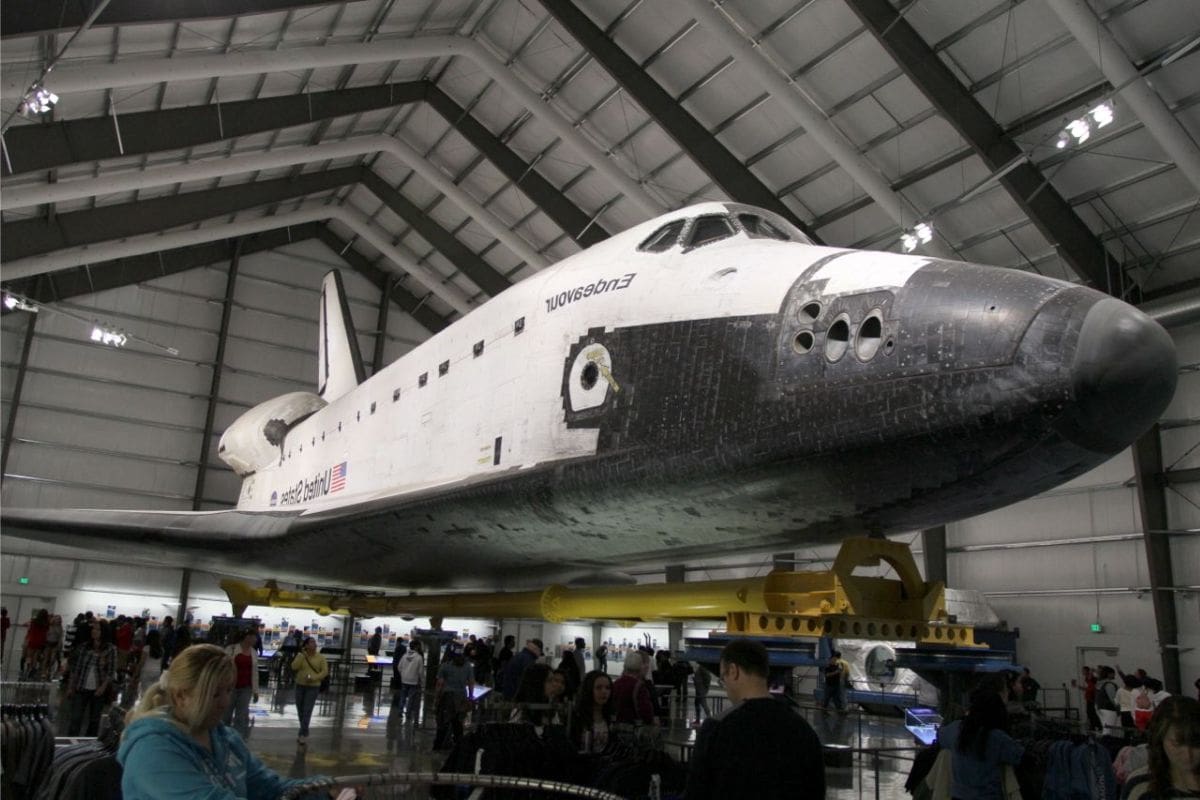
top-left (1, 223), bottom-right (323, 303)
top-left (5, 162), bottom-right (510, 297)
top-left (3, 81), bottom-right (606, 254)
top-left (193, 238), bottom-right (241, 511)
top-left (538, 0), bottom-right (818, 241)
top-left (315, 227), bottom-right (449, 335)
top-left (371, 275), bottom-right (394, 376)
top-left (359, 169), bottom-right (510, 297)
top-left (1130, 425), bottom-right (1182, 695)
top-left (1044, 0), bottom-right (1200, 195)
top-left (2, 81), bottom-right (427, 176)
top-left (921, 526), bottom-right (948, 586)
top-left (424, 85), bottom-right (611, 248)
top-left (0, 221), bottom-right (449, 339)
top-left (1163, 467), bottom-right (1200, 486)
top-left (0, 303), bottom-right (38, 483)
top-left (175, 568), bottom-right (192, 630)
top-left (2, 165), bottom-right (363, 261)
top-left (1, 0), bottom-right (340, 38)
top-left (843, 0), bottom-right (1128, 296)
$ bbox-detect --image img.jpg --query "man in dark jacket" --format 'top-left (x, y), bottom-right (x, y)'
top-left (494, 635), bottom-right (515, 677)
top-left (685, 639), bottom-right (824, 799)
top-left (499, 639), bottom-right (542, 700)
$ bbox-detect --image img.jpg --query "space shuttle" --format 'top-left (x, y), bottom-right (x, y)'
top-left (1, 202), bottom-right (1178, 591)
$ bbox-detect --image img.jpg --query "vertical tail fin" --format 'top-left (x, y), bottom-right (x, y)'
top-left (318, 270), bottom-right (366, 401)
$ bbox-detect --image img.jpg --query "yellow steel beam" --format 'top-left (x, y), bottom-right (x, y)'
top-left (220, 537), bottom-right (968, 645)
top-left (727, 611), bottom-right (983, 647)
top-left (219, 577), bottom-right (772, 622)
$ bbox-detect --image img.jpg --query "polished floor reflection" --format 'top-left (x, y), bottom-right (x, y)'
top-left (243, 683), bottom-right (921, 799)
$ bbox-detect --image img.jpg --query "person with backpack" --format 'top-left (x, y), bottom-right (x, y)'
top-left (1133, 679), bottom-right (1156, 731)
top-left (1095, 666), bottom-right (1122, 737)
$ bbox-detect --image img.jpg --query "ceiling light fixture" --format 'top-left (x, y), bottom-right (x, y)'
top-left (90, 326), bottom-right (128, 348)
top-left (3, 292), bottom-right (39, 313)
top-left (19, 84), bottom-right (58, 118)
top-left (1, 289), bottom-right (177, 354)
top-left (1066, 118), bottom-right (1091, 144)
top-left (1089, 101), bottom-right (1114, 128)
top-left (0, 0), bottom-right (112, 134)
top-left (901, 222), bottom-right (934, 253)
top-left (1057, 101), bottom-right (1115, 151)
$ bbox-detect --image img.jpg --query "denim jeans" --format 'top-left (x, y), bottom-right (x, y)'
top-left (223, 685), bottom-right (253, 737)
top-left (295, 684), bottom-right (320, 736)
top-left (396, 682), bottom-right (421, 720)
top-left (67, 689), bottom-right (105, 736)
top-left (822, 683), bottom-right (846, 711)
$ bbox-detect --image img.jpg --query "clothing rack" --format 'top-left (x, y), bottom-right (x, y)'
top-left (0, 681), bottom-right (53, 709)
top-left (1, 695), bottom-right (57, 800)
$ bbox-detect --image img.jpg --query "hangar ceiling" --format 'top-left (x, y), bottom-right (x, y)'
top-left (2, 0), bottom-right (1199, 513)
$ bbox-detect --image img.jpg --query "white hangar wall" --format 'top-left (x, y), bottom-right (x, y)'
top-left (0, 239), bottom-right (430, 512)
top-left (946, 320), bottom-right (1200, 697)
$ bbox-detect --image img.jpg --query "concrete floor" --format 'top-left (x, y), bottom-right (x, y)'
top-left (239, 683), bottom-right (919, 799)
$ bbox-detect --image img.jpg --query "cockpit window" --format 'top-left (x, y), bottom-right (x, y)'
top-left (638, 219), bottom-right (687, 253)
top-left (737, 213), bottom-right (791, 241)
top-left (686, 215), bottom-right (736, 249)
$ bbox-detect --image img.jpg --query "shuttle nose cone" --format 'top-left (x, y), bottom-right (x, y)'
top-left (1057, 298), bottom-right (1177, 453)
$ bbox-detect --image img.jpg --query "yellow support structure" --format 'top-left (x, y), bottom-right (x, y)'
top-left (220, 537), bottom-right (983, 647)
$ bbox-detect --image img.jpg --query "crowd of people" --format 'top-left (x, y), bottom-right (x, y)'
top-left (908, 666), bottom-right (1200, 800)
top-left (1078, 664), bottom-right (1182, 739)
top-left (8, 606), bottom-right (1197, 799)
top-left (394, 635), bottom-right (826, 798)
top-left (3, 610), bottom-right (202, 736)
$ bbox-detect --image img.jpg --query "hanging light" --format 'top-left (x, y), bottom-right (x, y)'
top-left (1089, 101), bottom-right (1114, 128)
top-left (91, 326), bottom-right (127, 348)
top-left (3, 292), bottom-right (39, 313)
top-left (1057, 102), bottom-right (1113, 151)
top-left (901, 222), bottom-right (934, 253)
top-left (1066, 118), bottom-right (1091, 144)
top-left (19, 83), bottom-right (58, 117)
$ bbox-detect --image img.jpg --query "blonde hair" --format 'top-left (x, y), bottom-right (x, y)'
top-left (126, 643), bottom-right (234, 733)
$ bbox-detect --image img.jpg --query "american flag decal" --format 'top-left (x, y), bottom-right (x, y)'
top-left (330, 462), bottom-right (347, 492)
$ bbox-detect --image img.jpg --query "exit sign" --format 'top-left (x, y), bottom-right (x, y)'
top-left (1091, 622), bottom-right (1103, 633)
top-left (18, 577), bottom-right (29, 585)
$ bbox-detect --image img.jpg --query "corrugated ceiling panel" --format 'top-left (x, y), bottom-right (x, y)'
top-left (1107, 0), bottom-right (1200, 60)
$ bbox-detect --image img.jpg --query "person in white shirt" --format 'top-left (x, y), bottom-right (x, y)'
top-left (396, 641), bottom-right (425, 720)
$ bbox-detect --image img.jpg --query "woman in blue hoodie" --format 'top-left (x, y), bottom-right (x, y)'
top-left (118, 643), bottom-right (356, 799)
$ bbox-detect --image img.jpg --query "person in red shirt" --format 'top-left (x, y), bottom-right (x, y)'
top-left (1081, 665), bottom-right (1101, 731)
top-left (115, 616), bottom-right (135, 672)
top-left (611, 651), bottom-right (656, 725)
top-left (223, 629), bottom-right (260, 739)
top-left (22, 609), bottom-right (50, 678)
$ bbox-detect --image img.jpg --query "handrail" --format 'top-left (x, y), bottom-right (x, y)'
top-left (278, 771), bottom-right (629, 800)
